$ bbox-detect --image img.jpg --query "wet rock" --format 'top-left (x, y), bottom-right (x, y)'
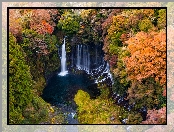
top-left (122, 118), bottom-right (128, 124)
top-left (110, 116), bottom-right (115, 121)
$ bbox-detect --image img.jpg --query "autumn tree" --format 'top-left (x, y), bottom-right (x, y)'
top-left (123, 30), bottom-right (166, 114)
top-left (101, 9), bottom-right (160, 94)
top-left (9, 9), bottom-right (59, 37)
top-left (100, 9), bottom-right (166, 124)
top-left (30, 9), bottom-right (59, 35)
top-left (141, 107), bottom-right (166, 124)
top-left (102, 9), bottom-right (158, 67)
top-left (9, 9), bottom-right (23, 41)
top-left (124, 30), bottom-right (166, 86)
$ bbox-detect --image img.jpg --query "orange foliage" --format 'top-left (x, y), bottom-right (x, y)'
top-left (9, 9), bottom-right (58, 36)
top-left (124, 31), bottom-right (166, 86)
top-left (29, 9), bottom-right (57, 35)
top-left (41, 20), bottom-right (54, 34)
top-left (141, 9), bottom-right (154, 18)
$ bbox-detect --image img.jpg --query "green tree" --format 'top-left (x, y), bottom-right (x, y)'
top-left (9, 33), bottom-right (33, 124)
top-left (74, 89), bottom-right (121, 124)
top-left (157, 9), bottom-right (166, 29)
top-left (138, 18), bottom-right (154, 32)
top-left (57, 10), bottom-right (80, 36)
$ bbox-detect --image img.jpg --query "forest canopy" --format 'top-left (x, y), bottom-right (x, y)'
top-left (8, 8), bottom-right (166, 124)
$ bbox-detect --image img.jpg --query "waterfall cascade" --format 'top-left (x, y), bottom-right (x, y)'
top-left (76, 45), bottom-right (90, 73)
top-left (58, 42), bottom-right (113, 84)
top-left (72, 44), bottom-right (113, 85)
top-left (59, 38), bottom-right (68, 76)
top-left (94, 62), bottom-right (113, 84)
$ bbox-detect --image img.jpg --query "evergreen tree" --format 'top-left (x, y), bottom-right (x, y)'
top-left (9, 32), bottom-right (33, 124)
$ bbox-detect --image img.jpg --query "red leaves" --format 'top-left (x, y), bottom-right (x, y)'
top-left (120, 33), bottom-right (129, 46)
top-left (30, 9), bottom-right (55, 35)
top-left (41, 20), bottom-right (54, 34)
top-left (41, 20), bottom-right (47, 25)
top-left (109, 55), bottom-right (118, 68)
top-left (141, 107), bottom-right (166, 124)
top-left (9, 9), bottom-right (57, 36)
top-left (163, 89), bottom-right (166, 97)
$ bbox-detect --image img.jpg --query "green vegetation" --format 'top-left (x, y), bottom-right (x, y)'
top-left (9, 8), bottom-right (166, 124)
top-left (101, 9), bottom-right (166, 124)
top-left (9, 9), bottom-right (63, 124)
top-left (74, 88), bottom-right (121, 124)
top-left (9, 33), bottom-right (33, 124)
top-left (57, 10), bottom-right (81, 36)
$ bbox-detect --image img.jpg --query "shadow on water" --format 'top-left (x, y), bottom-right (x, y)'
top-left (41, 71), bottom-right (100, 107)
top-left (41, 70), bottom-right (101, 124)
top-left (41, 43), bottom-right (112, 124)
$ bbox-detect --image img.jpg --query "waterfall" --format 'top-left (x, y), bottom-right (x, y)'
top-left (83, 46), bottom-right (85, 70)
top-left (92, 60), bottom-right (113, 85)
top-left (87, 46), bottom-right (90, 73)
top-left (76, 45), bottom-right (90, 73)
top-left (74, 44), bottom-right (113, 84)
top-left (77, 45), bottom-right (80, 68)
top-left (59, 38), bottom-right (68, 76)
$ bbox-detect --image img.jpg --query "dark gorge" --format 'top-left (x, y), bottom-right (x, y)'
top-left (41, 40), bottom-right (114, 123)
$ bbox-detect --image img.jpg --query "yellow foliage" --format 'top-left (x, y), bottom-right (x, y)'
top-left (51, 117), bottom-right (55, 124)
top-left (74, 89), bottom-right (121, 124)
top-left (49, 107), bottom-right (54, 113)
